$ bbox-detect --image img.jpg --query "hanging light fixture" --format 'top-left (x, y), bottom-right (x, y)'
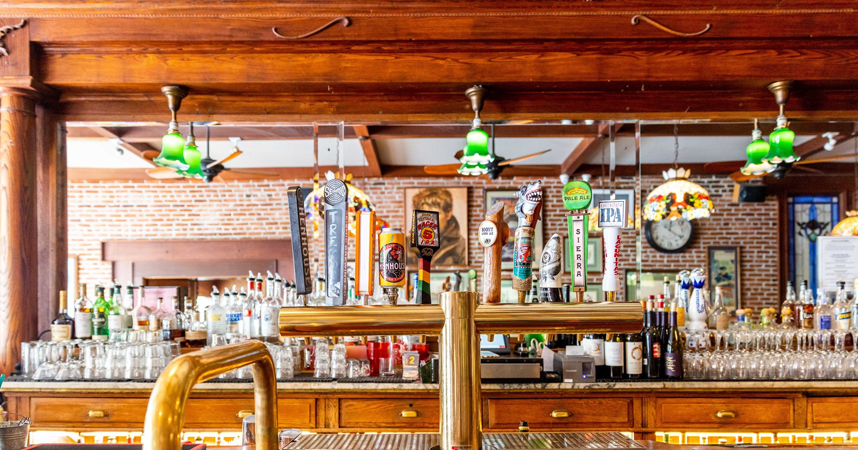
top-left (832, 139), bottom-right (858, 236)
top-left (153, 85), bottom-right (190, 170)
top-left (741, 119), bottom-right (776, 176)
top-left (762, 81), bottom-right (799, 165)
top-left (644, 123), bottom-right (714, 222)
top-left (179, 122), bottom-right (204, 179)
top-left (458, 86), bottom-right (494, 175)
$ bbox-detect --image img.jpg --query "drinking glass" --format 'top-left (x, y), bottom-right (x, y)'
top-left (347, 359), bottom-right (362, 378)
top-left (330, 341), bottom-right (347, 379)
top-left (144, 344), bottom-right (164, 380)
top-left (314, 339), bottom-right (331, 378)
top-left (124, 343), bottom-right (145, 379)
top-left (20, 342), bottom-right (34, 375)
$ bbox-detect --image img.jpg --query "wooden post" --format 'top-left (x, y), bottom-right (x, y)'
top-left (37, 111), bottom-right (67, 332)
top-left (480, 202), bottom-right (509, 304)
top-left (0, 89), bottom-right (40, 375)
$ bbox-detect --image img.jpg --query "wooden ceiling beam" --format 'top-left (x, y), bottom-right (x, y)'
top-left (561, 123), bottom-right (622, 175)
top-left (352, 125), bottom-right (382, 177)
top-left (85, 126), bottom-right (158, 166)
top-left (794, 127), bottom-right (857, 159)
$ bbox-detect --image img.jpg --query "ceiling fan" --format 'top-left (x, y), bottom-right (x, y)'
top-left (146, 127), bottom-right (277, 182)
top-left (423, 86), bottom-right (551, 180)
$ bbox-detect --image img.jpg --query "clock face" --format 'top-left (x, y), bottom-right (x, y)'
top-left (646, 219), bottom-right (694, 253)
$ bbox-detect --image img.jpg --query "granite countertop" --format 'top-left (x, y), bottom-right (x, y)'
top-left (5, 379), bottom-right (858, 392)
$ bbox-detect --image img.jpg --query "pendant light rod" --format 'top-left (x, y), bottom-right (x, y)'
top-left (465, 85), bottom-right (487, 127)
top-left (767, 80), bottom-right (793, 106)
top-left (206, 125), bottom-right (211, 158)
top-left (161, 85), bottom-right (188, 128)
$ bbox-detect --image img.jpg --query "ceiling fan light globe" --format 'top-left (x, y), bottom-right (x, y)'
top-left (181, 142), bottom-right (205, 178)
top-left (154, 131), bottom-right (190, 170)
top-left (765, 125), bottom-right (798, 164)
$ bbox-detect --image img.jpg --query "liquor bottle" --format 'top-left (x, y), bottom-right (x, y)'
top-left (206, 286), bottom-right (228, 345)
top-left (226, 286), bottom-right (242, 339)
top-left (160, 296), bottom-right (182, 341)
top-left (643, 309), bottom-right (660, 379)
top-left (149, 297), bottom-right (165, 332)
top-left (624, 327), bottom-right (643, 379)
top-left (246, 272), bottom-right (261, 338)
top-left (51, 290), bottom-right (74, 341)
top-left (782, 281), bottom-right (796, 327)
top-left (131, 287), bottom-right (152, 330)
top-left (833, 280), bottom-right (851, 330)
top-left (107, 285), bottom-right (127, 336)
top-left (800, 280), bottom-right (815, 329)
top-left (122, 285), bottom-right (135, 329)
top-left (816, 288), bottom-right (832, 330)
top-left (185, 303), bottom-right (208, 347)
top-left (240, 285), bottom-right (254, 339)
top-left (657, 310), bottom-right (668, 377)
top-left (686, 269), bottom-right (708, 332)
top-left (581, 333), bottom-right (606, 378)
top-left (74, 283), bottom-right (92, 339)
top-left (260, 272), bottom-right (282, 341)
top-left (710, 287), bottom-right (729, 331)
top-left (180, 296), bottom-right (193, 332)
top-left (848, 282), bottom-right (858, 330)
top-left (92, 285), bottom-right (109, 340)
top-left (605, 332), bottom-right (624, 379)
top-left (657, 295), bottom-right (666, 313)
top-left (664, 311), bottom-right (683, 379)
top-left (253, 273), bottom-right (264, 334)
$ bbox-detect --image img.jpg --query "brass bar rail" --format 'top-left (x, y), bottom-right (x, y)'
top-left (474, 302), bottom-right (643, 335)
top-left (278, 304), bottom-right (445, 336)
top-left (142, 340), bottom-right (278, 450)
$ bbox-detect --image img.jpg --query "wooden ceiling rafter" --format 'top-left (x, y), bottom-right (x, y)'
top-left (84, 125), bottom-right (158, 167)
top-left (352, 125), bottom-right (382, 177)
top-left (561, 123), bottom-right (623, 175)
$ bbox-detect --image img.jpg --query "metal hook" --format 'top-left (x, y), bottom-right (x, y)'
top-left (272, 17), bottom-right (351, 40)
top-left (631, 14), bottom-right (710, 38)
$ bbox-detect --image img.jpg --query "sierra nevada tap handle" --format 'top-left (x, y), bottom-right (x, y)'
top-left (562, 179), bottom-right (593, 303)
top-left (410, 210), bottom-right (440, 305)
top-left (324, 179), bottom-right (349, 306)
top-left (480, 202), bottom-right (509, 304)
top-left (287, 186), bottom-right (312, 296)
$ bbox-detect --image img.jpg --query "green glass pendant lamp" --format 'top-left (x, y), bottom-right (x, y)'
top-left (153, 85), bottom-right (190, 170)
top-left (740, 119), bottom-right (775, 176)
top-left (762, 81), bottom-right (799, 165)
top-left (179, 122), bottom-right (204, 178)
top-left (458, 85), bottom-right (494, 175)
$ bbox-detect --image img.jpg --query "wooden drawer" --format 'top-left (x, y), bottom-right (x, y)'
top-left (485, 398), bottom-right (634, 430)
top-left (808, 397), bottom-right (858, 428)
top-left (339, 398), bottom-right (439, 429)
top-left (184, 398), bottom-right (315, 429)
top-left (655, 398), bottom-right (793, 429)
top-left (30, 397), bottom-right (150, 428)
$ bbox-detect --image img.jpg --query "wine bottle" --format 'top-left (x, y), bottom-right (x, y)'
top-left (582, 333), bottom-right (606, 378)
top-left (605, 332), bottom-right (624, 379)
top-left (643, 310), bottom-right (660, 379)
top-left (624, 327), bottom-right (643, 379)
top-left (664, 311), bottom-right (683, 379)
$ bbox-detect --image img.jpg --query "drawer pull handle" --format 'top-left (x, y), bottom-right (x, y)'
top-left (550, 410), bottom-right (571, 419)
top-left (88, 410), bottom-right (108, 418)
top-left (716, 410), bottom-right (737, 419)
top-left (400, 410), bottom-right (419, 418)
top-left (236, 410), bottom-right (254, 419)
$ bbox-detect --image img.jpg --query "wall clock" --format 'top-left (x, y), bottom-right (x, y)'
top-left (644, 218), bottom-right (695, 253)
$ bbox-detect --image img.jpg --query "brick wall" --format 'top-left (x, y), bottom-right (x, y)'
top-left (69, 174), bottom-right (780, 310)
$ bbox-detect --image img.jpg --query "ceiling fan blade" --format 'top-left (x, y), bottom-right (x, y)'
top-left (792, 165), bottom-right (824, 174)
top-left (703, 160), bottom-right (745, 174)
top-left (795, 153), bottom-right (858, 165)
top-left (207, 150), bottom-right (243, 168)
top-left (454, 150), bottom-right (464, 160)
top-left (140, 150), bottom-right (159, 161)
top-left (146, 167), bottom-right (183, 179)
top-left (497, 149), bottom-right (551, 166)
top-left (228, 168), bottom-right (280, 177)
top-left (729, 171), bottom-right (764, 183)
top-left (424, 163), bottom-right (462, 175)
top-left (214, 175), bottom-right (228, 183)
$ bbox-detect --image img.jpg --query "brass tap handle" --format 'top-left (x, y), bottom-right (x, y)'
top-left (399, 410), bottom-right (419, 418)
top-left (715, 410), bottom-right (737, 419)
top-left (88, 410), bottom-right (108, 418)
top-left (236, 410), bottom-right (254, 419)
top-left (550, 410), bottom-right (571, 419)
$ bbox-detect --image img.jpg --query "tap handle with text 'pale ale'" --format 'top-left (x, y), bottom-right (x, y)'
top-left (410, 210), bottom-right (440, 305)
top-left (562, 179), bottom-right (593, 303)
top-left (480, 202), bottom-right (509, 304)
top-left (355, 210), bottom-right (376, 299)
top-left (512, 181), bottom-right (543, 301)
top-left (324, 179), bottom-right (349, 306)
top-left (287, 186), bottom-right (312, 296)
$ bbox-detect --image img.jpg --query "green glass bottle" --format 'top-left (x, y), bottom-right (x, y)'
top-left (92, 285), bottom-right (110, 340)
top-left (107, 285), bottom-right (128, 336)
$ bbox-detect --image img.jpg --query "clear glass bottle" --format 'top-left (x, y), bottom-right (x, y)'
top-left (246, 272), bottom-right (261, 338)
top-left (816, 288), bottom-right (832, 330)
top-left (710, 287), bottom-right (729, 331)
top-left (260, 272), bottom-right (282, 341)
top-left (732, 309), bottom-right (749, 331)
top-left (226, 285), bottom-right (242, 339)
top-left (149, 297), bottom-right (165, 332)
top-left (74, 283), bottom-right (93, 339)
top-left (160, 296), bottom-right (181, 341)
top-left (800, 281), bottom-right (815, 330)
top-left (206, 286), bottom-right (228, 345)
top-left (782, 281), bottom-right (796, 327)
top-left (833, 281), bottom-right (851, 330)
top-left (51, 290), bottom-right (74, 341)
top-left (122, 285), bottom-right (135, 329)
top-left (92, 285), bottom-right (110, 340)
top-left (849, 282), bottom-right (858, 330)
top-left (240, 285), bottom-right (254, 339)
top-left (131, 286), bottom-right (152, 331)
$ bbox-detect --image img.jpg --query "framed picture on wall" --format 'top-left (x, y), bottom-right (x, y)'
top-left (709, 246), bottom-right (741, 311)
top-left (581, 285), bottom-right (603, 303)
top-left (564, 236), bottom-right (602, 273)
top-left (484, 189), bottom-right (544, 270)
top-left (625, 270), bottom-right (679, 303)
top-left (404, 187), bottom-right (469, 266)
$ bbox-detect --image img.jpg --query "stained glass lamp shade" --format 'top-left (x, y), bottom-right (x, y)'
top-left (832, 211), bottom-right (858, 236)
top-left (741, 127), bottom-right (775, 176)
top-left (154, 130), bottom-right (190, 170)
top-left (644, 167), bottom-right (714, 221)
top-left (763, 114), bottom-right (799, 164)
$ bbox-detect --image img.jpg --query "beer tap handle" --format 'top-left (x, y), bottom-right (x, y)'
top-left (355, 210), bottom-right (376, 298)
top-left (324, 179), bottom-right (349, 306)
top-left (410, 210), bottom-right (441, 305)
top-left (480, 202), bottom-right (509, 304)
top-left (511, 181), bottom-right (542, 298)
top-left (287, 186), bottom-right (312, 296)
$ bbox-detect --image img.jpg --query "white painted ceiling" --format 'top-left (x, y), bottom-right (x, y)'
top-left (66, 127), bottom-right (856, 169)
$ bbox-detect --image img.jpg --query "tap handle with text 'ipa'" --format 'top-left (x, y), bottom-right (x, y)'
top-left (324, 179), bottom-right (349, 306)
top-left (286, 186), bottom-right (312, 296)
top-left (410, 210), bottom-right (440, 305)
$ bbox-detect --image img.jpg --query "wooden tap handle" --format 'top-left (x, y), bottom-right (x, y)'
top-left (481, 202), bottom-right (509, 304)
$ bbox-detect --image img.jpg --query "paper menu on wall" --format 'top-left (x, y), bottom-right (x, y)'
top-left (818, 236), bottom-right (858, 291)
